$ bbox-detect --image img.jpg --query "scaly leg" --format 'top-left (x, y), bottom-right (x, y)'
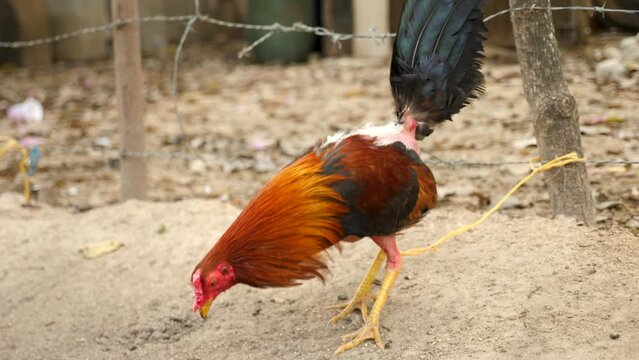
top-left (329, 250), bottom-right (385, 324)
top-left (334, 235), bottom-right (403, 355)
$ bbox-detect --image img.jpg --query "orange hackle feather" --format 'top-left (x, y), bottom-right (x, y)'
top-left (197, 151), bottom-right (348, 288)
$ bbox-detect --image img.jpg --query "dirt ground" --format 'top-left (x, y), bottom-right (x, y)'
top-left (1, 34), bottom-right (639, 359)
top-left (0, 193), bottom-right (637, 360)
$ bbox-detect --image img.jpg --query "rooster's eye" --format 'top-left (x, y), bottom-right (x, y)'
top-left (210, 281), bottom-right (216, 287)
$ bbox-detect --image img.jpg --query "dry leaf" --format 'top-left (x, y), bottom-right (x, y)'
top-left (80, 240), bottom-right (123, 259)
top-left (594, 200), bottom-right (622, 210)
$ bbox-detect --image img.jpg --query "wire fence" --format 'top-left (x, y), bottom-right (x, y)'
top-left (1, 2), bottom-right (639, 171)
top-left (41, 147), bottom-right (639, 170)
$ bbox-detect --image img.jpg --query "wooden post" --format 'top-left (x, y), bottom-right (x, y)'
top-left (112, 0), bottom-right (147, 200)
top-left (47, 0), bottom-right (109, 61)
top-left (509, 0), bottom-right (595, 226)
top-left (352, 0), bottom-right (390, 58)
top-left (9, 0), bottom-right (53, 68)
top-left (321, 0), bottom-right (353, 57)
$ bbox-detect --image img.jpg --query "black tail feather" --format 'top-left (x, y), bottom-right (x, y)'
top-left (391, 0), bottom-right (487, 139)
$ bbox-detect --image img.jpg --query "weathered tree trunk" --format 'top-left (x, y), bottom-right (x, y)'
top-left (112, 0), bottom-right (147, 200)
top-left (509, 0), bottom-right (595, 226)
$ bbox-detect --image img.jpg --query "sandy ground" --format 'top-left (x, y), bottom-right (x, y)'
top-left (1, 193), bottom-right (637, 360)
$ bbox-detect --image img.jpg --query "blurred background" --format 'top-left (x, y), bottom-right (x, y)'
top-left (1, 0), bottom-right (639, 65)
top-left (0, 0), bottom-right (638, 231)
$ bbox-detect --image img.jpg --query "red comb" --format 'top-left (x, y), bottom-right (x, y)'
top-left (191, 269), bottom-right (206, 311)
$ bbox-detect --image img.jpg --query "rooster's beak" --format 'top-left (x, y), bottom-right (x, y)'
top-left (199, 297), bottom-right (214, 319)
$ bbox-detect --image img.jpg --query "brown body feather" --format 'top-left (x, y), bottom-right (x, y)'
top-left (195, 135), bottom-right (436, 288)
top-left (197, 152), bottom-right (348, 288)
top-left (320, 136), bottom-right (436, 237)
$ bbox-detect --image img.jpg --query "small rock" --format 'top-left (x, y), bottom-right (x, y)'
top-left (605, 144), bottom-right (624, 155)
top-left (616, 130), bottom-right (635, 140)
top-left (625, 217), bottom-right (639, 230)
top-left (74, 201), bottom-right (93, 213)
top-left (580, 125), bottom-right (612, 136)
top-left (498, 196), bottom-right (529, 210)
top-left (190, 137), bottom-right (205, 149)
top-left (94, 137), bottom-right (112, 148)
top-left (188, 159), bottom-right (207, 174)
top-left (610, 333), bottom-right (621, 340)
top-left (596, 58), bottom-right (626, 83)
top-left (504, 164), bottom-right (531, 177)
top-left (512, 137), bottom-right (537, 149)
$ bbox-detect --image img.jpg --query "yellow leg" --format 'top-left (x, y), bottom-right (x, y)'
top-left (329, 250), bottom-right (385, 324)
top-left (334, 266), bottom-right (401, 354)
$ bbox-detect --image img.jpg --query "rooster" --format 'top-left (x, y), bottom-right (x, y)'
top-left (192, 0), bottom-right (486, 354)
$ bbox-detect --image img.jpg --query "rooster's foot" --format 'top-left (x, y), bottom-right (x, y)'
top-left (328, 292), bottom-right (376, 324)
top-left (328, 250), bottom-right (385, 325)
top-left (334, 319), bottom-right (384, 354)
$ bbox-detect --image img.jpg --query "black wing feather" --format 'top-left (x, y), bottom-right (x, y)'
top-left (391, 0), bottom-right (487, 139)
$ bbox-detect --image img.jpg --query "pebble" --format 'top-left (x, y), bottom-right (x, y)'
top-left (625, 217), bottom-right (639, 230)
top-left (188, 159), bottom-right (207, 174)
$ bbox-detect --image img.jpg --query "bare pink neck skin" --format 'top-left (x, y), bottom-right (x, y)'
top-left (380, 115), bottom-right (420, 154)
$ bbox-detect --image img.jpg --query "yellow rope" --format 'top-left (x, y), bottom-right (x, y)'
top-left (401, 152), bottom-right (585, 257)
top-left (0, 135), bottom-right (31, 203)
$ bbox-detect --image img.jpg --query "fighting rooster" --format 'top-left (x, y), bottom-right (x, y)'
top-left (192, 0), bottom-right (486, 354)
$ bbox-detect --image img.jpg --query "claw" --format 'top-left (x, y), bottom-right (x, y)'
top-left (333, 259), bottom-right (401, 354)
top-left (334, 320), bottom-right (384, 355)
top-left (326, 301), bottom-right (350, 310)
top-left (328, 292), bottom-right (376, 325)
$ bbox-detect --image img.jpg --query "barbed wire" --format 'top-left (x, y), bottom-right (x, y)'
top-left (2, 3), bottom-right (639, 172)
top-left (423, 157), bottom-right (639, 168)
top-left (0, 15), bottom-right (191, 49)
top-left (483, 4), bottom-right (639, 22)
top-left (41, 146), bottom-right (638, 169)
top-left (1, 5), bottom-right (638, 51)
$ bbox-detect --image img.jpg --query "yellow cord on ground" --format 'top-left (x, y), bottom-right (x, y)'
top-left (0, 135), bottom-right (31, 203)
top-left (401, 152), bottom-right (585, 257)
